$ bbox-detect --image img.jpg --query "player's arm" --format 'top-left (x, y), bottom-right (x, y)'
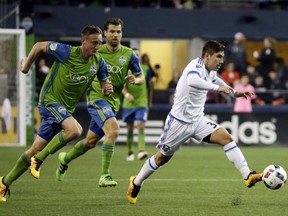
top-left (187, 71), bottom-right (234, 94)
top-left (125, 73), bottom-right (144, 85)
top-left (19, 41), bottom-right (48, 74)
top-left (213, 76), bottom-right (236, 96)
top-left (234, 91), bottom-right (255, 99)
top-left (98, 58), bottom-right (113, 96)
top-left (135, 73), bottom-right (145, 84)
top-left (125, 50), bottom-right (145, 85)
top-left (214, 76), bottom-right (254, 98)
top-left (122, 84), bottom-right (134, 102)
top-left (187, 71), bottom-right (219, 91)
top-left (100, 79), bottom-right (113, 96)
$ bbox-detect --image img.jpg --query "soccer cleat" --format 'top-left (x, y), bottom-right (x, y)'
top-left (56, 152), bottom-right (68, 181)
top-left (137, 151), bottom-right (148, 160)
top-left (127, 176), bottom-right (141, 204)
top-left (244, 171), bottom-right (263, 188)
top-left (0, 176), bottom-right (9, 202)
top-left (98, 175), bottom-right (118, 187)
top-left (126, 152), bottom-right (135, 161)
top-left (30, 156), bottom-right (43, 179)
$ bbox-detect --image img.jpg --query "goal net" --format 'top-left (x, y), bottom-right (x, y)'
top-left (0, 28), bottom-right (26, 146)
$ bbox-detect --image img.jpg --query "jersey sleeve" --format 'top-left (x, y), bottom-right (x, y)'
top-left (213, 76), bottom-right (236, 96)
top-left (128, 51), bottom-right (142, 76)
top-left (187, 71), bottom-right (219, 91)
top-left (47, 42), bottom-right (71, 62)
top-left (96, 58), bottom-right (109, 81)
top-left (213, 76), bottom-right (230, 87)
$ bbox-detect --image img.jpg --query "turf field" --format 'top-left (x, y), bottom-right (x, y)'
top-left (1, 145), bottom-right (288, 216)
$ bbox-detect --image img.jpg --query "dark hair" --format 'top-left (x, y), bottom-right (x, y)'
top-left (104, 18), bottom-right (124, 31)
top-left (81, 25), bottom-right (102, 36)
top-left (202, 40), bottom-right (225, 57)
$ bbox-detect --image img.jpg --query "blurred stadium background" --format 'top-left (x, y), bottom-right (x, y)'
top-left (1, 0), bottom-right (288, 146)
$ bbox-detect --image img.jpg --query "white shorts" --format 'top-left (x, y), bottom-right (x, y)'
top-left (156, 113), bottom-right (221, 156)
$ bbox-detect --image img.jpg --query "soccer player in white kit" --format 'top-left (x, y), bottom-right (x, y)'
top-left (127, 40), bottom-right (262, 204)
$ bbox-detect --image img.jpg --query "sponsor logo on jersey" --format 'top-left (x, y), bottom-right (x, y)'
top-left (119, 56), bottom-right (126, 65)
top-left (58, 106), bottom-right (67, 115)
top-left (90, 66), bottom-right (97, 76)
top-left (66, 72), bottom-right (91, 83)
top-left (49, 43), bottom-right (58, 51)
top-left (107, 64), bottom-right (123, 73)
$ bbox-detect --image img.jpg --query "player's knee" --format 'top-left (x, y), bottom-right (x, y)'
top-left (222, 134), bottom-right (234, 145)
top-left (77, 125), bottom-right (83, 136)
top-left (72, 131), bottom-right (82, 140)
top-left (127, 124), bottom-right (134, 131)
top-left (135, 121), bottom-right (144, 130)
top-left (136, 124), bottom-right (145, 131)
top-left (66, 128), bottom-right (82, 141)
top-left (83, 133), bottom-right (100, 149)
top-left (212, 128), bottom-right (234, 145)
top-left (106, 128), bottom-right (119, 140)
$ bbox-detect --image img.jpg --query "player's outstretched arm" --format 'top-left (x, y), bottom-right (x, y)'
top-left (234, 91), bottom-right (255, 99)
top-left (217, 86), bottom-right (234, 95)
top-left (19, 41), bottom-right (48, 74)
top-left (101, 80), bottom-right (113, 96)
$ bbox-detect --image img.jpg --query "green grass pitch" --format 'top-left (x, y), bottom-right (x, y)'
top-left (1, 145), bottom-right (288, 216)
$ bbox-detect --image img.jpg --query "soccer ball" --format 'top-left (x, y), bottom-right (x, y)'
top-left (262, 164), bottom-right (287, 190)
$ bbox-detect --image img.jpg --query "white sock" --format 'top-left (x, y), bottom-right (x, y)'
top-left (223, 141), bottom-right (251, 179)
top-left (134, 155), bottom-right (159, 186)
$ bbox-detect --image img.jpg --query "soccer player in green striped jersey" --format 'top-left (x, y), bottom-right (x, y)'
top-left (122, 48), bottom-right (149, 161)
top-left (0, 25), bottom-right (113, 202)
top-left (55, 18), bottom-right (145, 187)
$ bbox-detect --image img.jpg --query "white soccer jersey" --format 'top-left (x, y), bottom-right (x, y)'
top-left (170, 57), bottom-right (220, 123)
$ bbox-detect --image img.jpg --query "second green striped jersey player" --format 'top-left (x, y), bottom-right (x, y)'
top-left (87, 45), bottom-right (141, 111)
top-left (55, 18), bottom-right (145, 187)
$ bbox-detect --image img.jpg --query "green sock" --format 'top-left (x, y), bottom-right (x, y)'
top-left (4, 153), bottom-right (30, 186)
top-left (65, 140), bottom-right (89, 164)
top-left (101, 143), bottom-right (114, 175)
top-left (127, 131), bottom-right (133, 153)
top-left (138, 131), bottom-right (145, 151)
top-left (36, 131), bottom-right (67, 161)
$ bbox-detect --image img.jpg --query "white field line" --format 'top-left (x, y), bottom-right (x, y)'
top-left (17, 178), bottom-right (242, 182)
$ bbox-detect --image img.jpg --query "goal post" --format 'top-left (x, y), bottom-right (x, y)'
top-left (0, 28), bottom-right (26, 146)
